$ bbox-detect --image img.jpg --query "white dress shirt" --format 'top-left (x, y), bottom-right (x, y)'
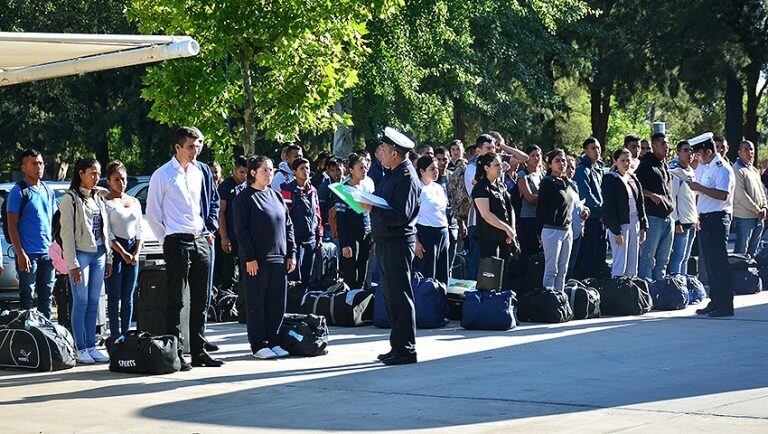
top-left (695, 154), bottom-right (735, 214)
top-left (146, 157), bottom-right (205, 244)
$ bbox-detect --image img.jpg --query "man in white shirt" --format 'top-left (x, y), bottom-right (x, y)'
top-left (146, 127), bottom-right (224, 369)
top-left (271, 143), bottom-right (303, 190)
top-left (689, 134), bottom-right (735, 317)
top-left (668, 140), bottom-right (697, 275)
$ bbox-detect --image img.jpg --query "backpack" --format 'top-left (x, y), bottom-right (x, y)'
top-left (50, 190), bottom-right (77, 274)
top-left (1, 180), bottom-right (52, 241)
top-left (447, 161), bottom-right (471, 221)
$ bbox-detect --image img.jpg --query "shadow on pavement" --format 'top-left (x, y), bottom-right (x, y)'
top-left (2, 302), bottom-right (767, 430)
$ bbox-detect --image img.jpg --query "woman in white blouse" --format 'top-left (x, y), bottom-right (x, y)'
top-left (414, 155), bottom-right (450, 286)
top-left (104, 161), bottom-right (143, 338)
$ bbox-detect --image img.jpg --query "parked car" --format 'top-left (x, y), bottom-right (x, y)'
top-left (0, 180), bottom-right (162, 301)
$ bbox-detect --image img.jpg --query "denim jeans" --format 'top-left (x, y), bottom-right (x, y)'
top-left (567, 235), bottom-right (582, 278)
top-left (639, 215), bottom-right (674, 280)
top-left (16, 253), bottom-right (55, 319)
top-left (733, 217), bottom-right (764, 256)
top-left (105, 239), bottom-right (138, 337)
top-left (289, 240), bottom-right (317, 283)
top-left (70, 246), bottom-right (106, 350)
top-left (668, 224), bottom-right (696, 275)
top-left (414, 224), bottom-right (449, 286)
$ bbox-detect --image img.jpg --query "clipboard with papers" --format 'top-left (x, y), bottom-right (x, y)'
top-left (328, 182), bottom-right (392, 214)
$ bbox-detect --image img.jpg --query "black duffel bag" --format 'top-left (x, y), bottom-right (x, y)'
top-left (516, 288), bottom-right (573, 323)
top-left (301, 287), bottom-right (373, 327)
top-left (278, 314), bottom-right (329, 357)
top-left (286, 281), bottom-right (309, 314)
top-left (107, 331), bottom-right (181, 375)
top-left (0, 309), bottom-right (77, 372)
top-left (564, 279), bottom-right (601, 320)
top-left (596, 276), bottom-right (653, 316)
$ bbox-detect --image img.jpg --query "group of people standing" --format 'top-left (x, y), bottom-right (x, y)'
top-left (3, 124), bottom-right (763, 368)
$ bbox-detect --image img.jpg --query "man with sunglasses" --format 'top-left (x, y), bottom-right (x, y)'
top-left (668, 141), bottom-right (698, 275)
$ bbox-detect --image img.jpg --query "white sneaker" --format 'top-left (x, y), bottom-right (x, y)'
top-left (253, 347), bottom-right (278, 360)
top-left (76, 349), bottom-right (95, 365)
top-left (88, 347), bottom-right (110, 363)
top-left (271, 346), bottom-right (290, 358)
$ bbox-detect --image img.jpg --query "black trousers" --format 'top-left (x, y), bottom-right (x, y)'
top-left (163, 234), bottom-right (211, 355)
top-left (289, 240), bottom-right (316, 283)
top-left (216, 240), bottom-right (239, 293)
top-left (700, 211), bottom-right (733, 311)
top-left (518, 217), bottom-right (539, 262)
top-left (574, 218), bottom-right (607, 279)
top-left (242, 261), bottom-right (287, 352)
top-left (340, 232), bottom-right (372, 289)
top-left (376, 238), bottom-right (417, 356)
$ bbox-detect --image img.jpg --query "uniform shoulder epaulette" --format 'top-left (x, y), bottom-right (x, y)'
top-left (403, 170), bottom-right (410, 177)
top-left (716, 161), bottom-right (723, 167)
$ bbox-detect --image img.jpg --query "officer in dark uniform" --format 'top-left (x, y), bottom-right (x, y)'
top-left (688, 133), bottom-right (735, 317)
top-left (358, 127), bottom-right (421, 365)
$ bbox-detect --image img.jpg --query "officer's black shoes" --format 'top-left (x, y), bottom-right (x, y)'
top-left (382, 353), bottom-right (417, 366)
top-left (204, 341), bottom-right (220, 352)
top-left (707, 309), bottom-right (734, 318)
top-left (377, 350), bottom-right (395, 361)
top-left (696, 304), bottom-right (716, 315)
top-left (191, 351), bottom-right (225, 367)
top-left (178, 354), bottom-right (192, 371)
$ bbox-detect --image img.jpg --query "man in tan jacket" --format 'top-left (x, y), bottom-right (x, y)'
top-left (732, 140), bottom-right (768, 256)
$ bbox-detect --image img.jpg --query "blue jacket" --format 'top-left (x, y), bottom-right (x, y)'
top-left (195, 161), bottom-right (220, 234)
top-left (573, 155), bottom-right (604, 219)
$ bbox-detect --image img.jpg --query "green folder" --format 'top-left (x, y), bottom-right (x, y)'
top-left (328, 182), bottom-right (365, 214)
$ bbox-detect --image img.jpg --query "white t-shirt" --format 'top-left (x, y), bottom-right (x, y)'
top-left (417, 181), bottom-right (448, 228)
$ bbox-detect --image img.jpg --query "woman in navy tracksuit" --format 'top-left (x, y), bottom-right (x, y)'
top-left (280, 157), bottom-right (322, 283)
top-left (234, 156), bottom-right (296, 360)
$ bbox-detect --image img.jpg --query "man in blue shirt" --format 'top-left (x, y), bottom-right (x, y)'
top-left (6, 149), bottom-right (56, 318)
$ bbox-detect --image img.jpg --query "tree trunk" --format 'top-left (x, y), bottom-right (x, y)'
top-left (589, 86), bottom-right (611, 146)
top-left (332, 100), bottom-right (353, 157)
top-left (239, 55), bottom-right (258, 155)
top-left (453, 99), bottom-right (468, 142)
top-left (724, 68), bottom-right (744, 162)
top-left (743, 59), bottom-right (764, 146)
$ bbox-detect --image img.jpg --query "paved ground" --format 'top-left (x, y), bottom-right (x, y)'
top-left (2, 292), bottom-right (768, 433)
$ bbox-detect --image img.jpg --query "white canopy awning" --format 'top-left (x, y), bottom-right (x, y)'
top-left (0, 32), bottom-right (199, 86)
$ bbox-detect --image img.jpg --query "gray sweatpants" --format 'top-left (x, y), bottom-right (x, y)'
top-left (541, 227), bottom-right (573, 291)
top-left (607, 214), bottom-right (640, 277)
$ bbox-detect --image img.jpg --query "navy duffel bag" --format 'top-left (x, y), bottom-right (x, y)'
top-left (650, 275), bottom-right (689, 311)
top-left (461, 290), bottom-right (517, 331)
top-left (413, 278), bottom-right (450, 328)
top-left (733, 268), bottom-right (762, 295)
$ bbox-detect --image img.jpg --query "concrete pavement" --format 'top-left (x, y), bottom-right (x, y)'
top-left (2, 292), bottom-right (768, 433)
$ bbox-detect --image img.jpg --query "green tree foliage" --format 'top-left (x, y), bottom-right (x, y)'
top-left (350, 0), bottom-right (593, 148)
top-left (0, 0), bottom-right (171, 179)
top-left (128, 0), bottom-right (400, 157)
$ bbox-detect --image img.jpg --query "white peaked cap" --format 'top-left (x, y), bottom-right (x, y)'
top-left (688, 132), bottom-right (714, 145)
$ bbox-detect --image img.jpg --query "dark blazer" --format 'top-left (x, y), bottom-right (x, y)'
top-left (601, 170), bottom-right (648, 236)
top-left (195, 161), bottom-right (220, 235)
